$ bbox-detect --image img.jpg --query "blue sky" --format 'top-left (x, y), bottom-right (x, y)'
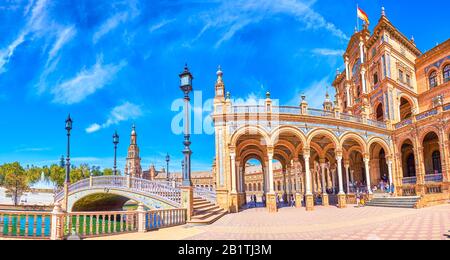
top-left (0, 0), bottom-right (449, 172)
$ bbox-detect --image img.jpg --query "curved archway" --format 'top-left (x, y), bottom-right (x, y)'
top-left (401, 139), bottom-right (416, 178)
top-left (230, 125), bottom-right (272, 147)
top-left (422, 132), bottom-right (442, 176)
top-left (399, 97), bottom-right (413, 121)
top-left (375, 103), bottom-right (384, 122)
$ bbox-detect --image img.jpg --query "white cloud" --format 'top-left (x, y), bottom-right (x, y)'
top-left (93, 13), bottom-right (129, 44)
top-left (92, 0), bottom-right (141, 44)
top-left (51, 58), bottom-right (127, 105)
top-left (196, 0), bottom-right (348, 47)
top-left (48, 26), bottom-right (77, 61)
top-left (149, 18), bottom-right (176, 33)
top-left (86, 124), bottom-right (101, 134)
top-left (0, 33), bottom-right (26, 74)
top-left (312, 48), bottom-right (344, 56)
top-left (85, 102), bottom-right (143, 133)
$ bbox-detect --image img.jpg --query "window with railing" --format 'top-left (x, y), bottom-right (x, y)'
top-left (429, 71), bottom-right (438, 88)
top-left (444, 64), bottom-right (450, 83)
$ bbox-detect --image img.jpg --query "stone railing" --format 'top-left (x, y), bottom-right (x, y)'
top-left (424, 174), bottom-right (443, 183)
top-left (194, 187), bottom-right (217, 204)
top-left (0, 204), bottom-right (187, 240)
top-left (55, 176), bottom-right (182, 207)
top-left (394, 104), bottom-right (449, 130)
top-left (65, 210), bottom-right (138, 239)
top-left (402, 177), bottom-right (417, 185)
top-left (227, 105), bottom-right (387, 129)
top-left (0, 210), bottom-right (52, 239)
top-left (145, 208), bottom-right (187, 231)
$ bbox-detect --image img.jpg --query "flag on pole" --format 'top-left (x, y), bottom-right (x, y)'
top-left (357, 7), bottom-right (370, 25)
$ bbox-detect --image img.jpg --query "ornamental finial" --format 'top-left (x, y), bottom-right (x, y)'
top-left (381, 6), bottom-right (386, 17)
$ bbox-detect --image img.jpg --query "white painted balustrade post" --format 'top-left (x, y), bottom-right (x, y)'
top-left (127, 175), bottom-right (132, 189)
top-left (136, 203), bottom-right (146, 233)
top-left (89, 175), bottom-right (93, 187)
top-left (50, 203), bottom-right (65, 240)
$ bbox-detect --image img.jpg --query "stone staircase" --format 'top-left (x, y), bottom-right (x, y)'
top-left (366, 196), bottom-right (421, 209)
top-left (187, 197), bottom-right (227, 225)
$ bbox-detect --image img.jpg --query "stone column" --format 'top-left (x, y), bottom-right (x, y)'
top-left (361, 68), bottom-right (367, 94)
top-left (359, 41), bottom-right (365, 62)
top-left (336, 154), bottom-right (346, 208)
top-left (50, 203), bottom-right (65, 240)
top-left (137, 203), bottom-right (146, 233)
top-left (181, 186), bottom-right (194, 220)
top-left (229, 152), bottom-right (239, 213)
top-left (364, 156), bottom-right (373, 194)
top-left (320, 160), bottom-right (328, 206)
top-left (304, 149), bottom-right (314, 211)
top-left (230, 153), bottom-right (237, 193)
top-left (344, 162), bottom-right (351, 193)
top-left (345, 57), bottom-right (350, 80)
top-left (266, 151), bottom-right (277, 213)
top-left (387, 159), bottom-right (394, 192)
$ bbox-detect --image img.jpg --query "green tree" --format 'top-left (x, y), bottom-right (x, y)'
top-left (0, 162), bottom-right (29, 206)
top-left (102, 168), bottom-right (114, 176)
top-left (49, 164), bottom-right (65, 188)
top-left (25, 165), bottom-right (44, 184)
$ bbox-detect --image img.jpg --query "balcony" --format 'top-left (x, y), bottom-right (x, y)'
top-left (395, 103), bottom-right (450, 130)
top-left (223, 105), bottom-right (388, 130)
top-left (425, 174), bottom-right (443, 183)
top-left (402, 176), bottom-right (417, 185)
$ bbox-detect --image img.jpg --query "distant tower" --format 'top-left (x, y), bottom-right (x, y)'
top-left (124, 125), bottom-right (142, 178)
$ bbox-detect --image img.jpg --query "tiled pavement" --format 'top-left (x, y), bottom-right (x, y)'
top-left (90, 204), bottom-right (450, 240)
top-left (188, 204), bottom-right (450, 240)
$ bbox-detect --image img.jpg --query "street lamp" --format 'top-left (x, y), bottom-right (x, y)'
top-left (179, 64), bottom-right (193, 187)
top-left (65, 114), bottom-right (72, 184)
top-left (165, 153), bottom-right (170, 181)
top-left (63, 114), bottom-right (72, 211)
top-left (113, 131), bottom-right (120, 176)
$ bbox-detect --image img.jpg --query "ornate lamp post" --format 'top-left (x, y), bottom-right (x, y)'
top-left (179, 65), bottom-right (193, 187)
top-left (113, 131), bottom-right (120, 176)
top-left (166, 153), bottom-right (171, 181)
top-left (63, 114), bottom-right (73, 211)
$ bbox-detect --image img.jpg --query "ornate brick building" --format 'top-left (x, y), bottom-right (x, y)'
top-left (212, 7), bottom-right (450, 213)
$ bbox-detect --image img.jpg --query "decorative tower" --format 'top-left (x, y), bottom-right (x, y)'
top-left (124, 125), bottom-right (142, 178)
top-left (323, 88), bottom-right (333, 111)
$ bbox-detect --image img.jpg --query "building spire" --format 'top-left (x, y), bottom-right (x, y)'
top-left (215, 65), bottom-right (225, 99)
top-left (381, 6), bottom-right (386, 17)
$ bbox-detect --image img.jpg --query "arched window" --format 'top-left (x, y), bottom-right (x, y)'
top-left (407, 154), bottom-right (416, 177)
top-left (432, 151), bottom-right (442, 174)
top-left (444, 64), bottom-right (450, 83)
top-left (257, 183), bottom-right (261, 191)
top-left (248, 184), bottom-right (252, 191)
top-left (373, 72), bottom-right (379, 85)
top-left (376, 104), bottom-right (384, 122)
top-left (429, 71), bottom-right (438, 88)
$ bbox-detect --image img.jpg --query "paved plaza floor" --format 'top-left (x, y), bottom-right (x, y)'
top-left (92, 204), bottom-right (450, 240)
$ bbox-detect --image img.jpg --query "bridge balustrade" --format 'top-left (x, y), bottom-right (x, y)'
top-left (194, 187), bottom-right (217, 204)
top-left (0, 211), bottom-right (51, 239)
top-left (0, 206), bottom-right (188, 240)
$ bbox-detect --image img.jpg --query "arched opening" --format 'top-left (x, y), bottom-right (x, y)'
top-left (72, 193), bottom-right (136, 212)
top-left (376, 104), bottom-right (384, 122)
top-left (401, 140), bottom-right (416, 178)
top-left (422, 132), bottom-right (441, 176)
top-left (369, 141), bottom-right (390, 191)
top-left (348, 150), bottom-right (365, 192)
top-left (399, 97), bottom-right (413, 121)
top-left (243, 158), bottom-right (265, 205)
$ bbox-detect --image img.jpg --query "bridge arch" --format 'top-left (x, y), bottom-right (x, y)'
top-left (67, 188), bottom-right (179, 212)
top-left (306, 128), bottom-right (341, 149)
